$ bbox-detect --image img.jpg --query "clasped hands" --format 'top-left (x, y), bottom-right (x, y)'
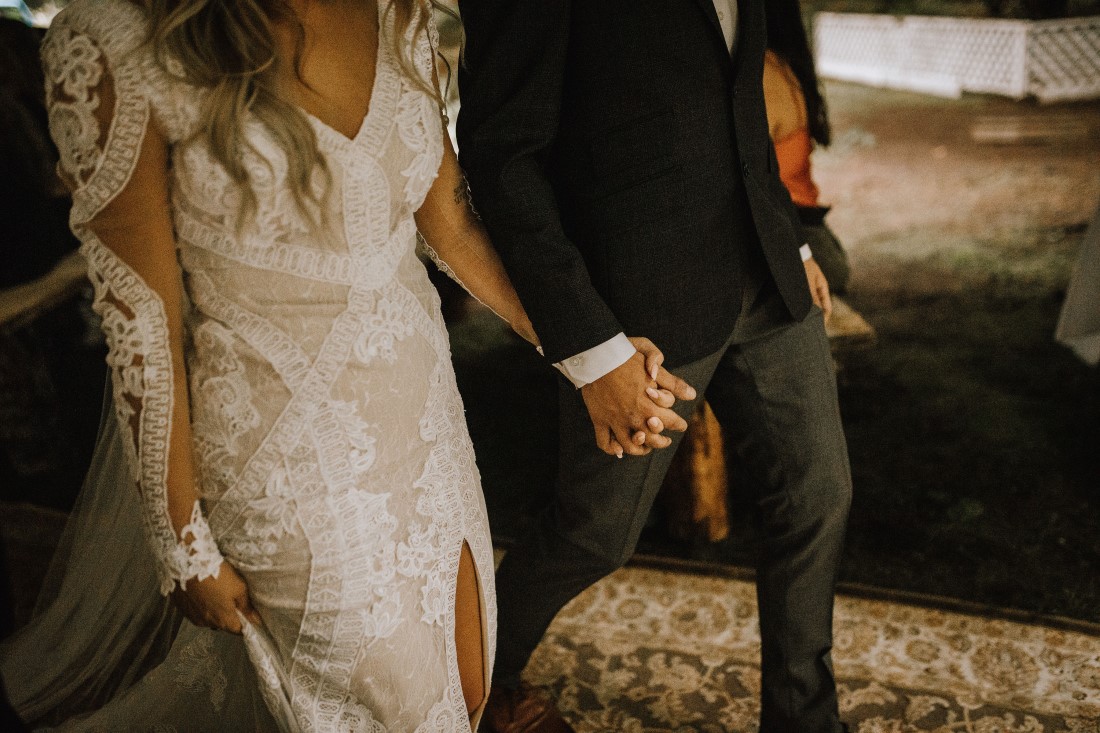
top-left (581, 336), bottom-right (698, 458)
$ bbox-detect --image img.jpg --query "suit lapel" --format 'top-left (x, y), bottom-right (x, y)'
top-left (732, 0), bottom-right (761, 79)
top-left (690, 0), bottom-right (727, 46)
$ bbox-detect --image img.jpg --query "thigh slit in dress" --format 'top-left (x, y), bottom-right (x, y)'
top-left (0, 1), bottom-right (496, 730)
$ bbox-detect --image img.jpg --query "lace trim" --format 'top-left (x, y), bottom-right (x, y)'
top-left (42, 30), bottom-right (104, 182)
top-left (359, 13), bottom-right (404, 157)
top-left (415, 233), bottom-right (460, 283)
top-left (189, 320), bottom-right (262, 498)
top-left (188, 273), bottom-right (315, 390)
top-left (396, 90), bottom-right (443, 207)
top-left (412, 699), bottom-right (459, 733)
top-left (169, 501), bottom-right (224, 591)
top-left (409, 15), bottom-right (500, 682)
top-left (84, 240), bottom-right (224, 594)
top-left (176, 213), bottom-right (357, 286)
top-left (59, 0), bottom-right (198, 143)
top-left (44, 8), bottom-right (225, 596)
top-left (342, 155), bottom-right (410, 292)
top-left (43, 7), bottom-right (151, 227)
top-left (396, 4), bottom-right (445, 211)
top-left (415, 233), bottom-right (513, 332)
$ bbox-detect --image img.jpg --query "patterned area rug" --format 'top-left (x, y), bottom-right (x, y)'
top-left (525, 566), bottom-right (1100, 733)
top-left (4, 509), bottom-right (1099, 730)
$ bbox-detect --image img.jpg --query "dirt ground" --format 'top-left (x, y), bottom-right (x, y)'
top-left (714, 82), bottom-right (1100, 621)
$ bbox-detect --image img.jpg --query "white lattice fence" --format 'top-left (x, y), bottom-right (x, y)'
top-left (815, 12), bottom-right (1100, 102)
top-left (1029, 17), bottom-right (1100, 101)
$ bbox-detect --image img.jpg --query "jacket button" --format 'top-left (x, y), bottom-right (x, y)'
top-left (742, 162), bottom-right (751, 175)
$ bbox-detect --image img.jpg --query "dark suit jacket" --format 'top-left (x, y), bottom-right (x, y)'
top-left (456, 0), bottom-right (812, 367)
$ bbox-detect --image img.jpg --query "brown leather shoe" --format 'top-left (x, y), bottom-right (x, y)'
top-left (480, 683), bottom-right (575, 733)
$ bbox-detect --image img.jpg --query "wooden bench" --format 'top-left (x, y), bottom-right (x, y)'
top-left (0, 251), bottom-right (87, 333)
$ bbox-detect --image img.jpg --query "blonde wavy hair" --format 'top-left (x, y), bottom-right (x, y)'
top-left (140, 0), bottom-right (438, 228)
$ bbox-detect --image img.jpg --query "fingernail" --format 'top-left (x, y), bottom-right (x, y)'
top-left (648, 417), bottom-right (660, 430)
top-left (650, 365), bottom-right (658, 380)
top-left (646, 387), bottom-right (660, 400)
top-left (616, 450), bottom-right (623, 459)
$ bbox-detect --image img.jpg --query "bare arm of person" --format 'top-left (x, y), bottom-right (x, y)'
top-left (414, 133), bottom-right (539, 347)
top-left (42, 18), bottom-right (259, 633)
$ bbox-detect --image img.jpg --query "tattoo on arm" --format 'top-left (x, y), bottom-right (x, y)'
top-left (453, 177), bottom-right (481, 220)
top-left (453, 181), bottom-right (469, 206)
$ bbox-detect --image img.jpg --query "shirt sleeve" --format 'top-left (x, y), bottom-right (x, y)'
top-left (553, 333), bottom-right (636, 388)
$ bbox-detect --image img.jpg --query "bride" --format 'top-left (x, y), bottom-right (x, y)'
top-left (2, 0), bottom-right (524, 727)
top-left (0, 0), bottom-right (681, 729)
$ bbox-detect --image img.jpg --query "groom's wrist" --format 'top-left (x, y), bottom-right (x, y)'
top-left (553, 332), bottom-right (635, 388)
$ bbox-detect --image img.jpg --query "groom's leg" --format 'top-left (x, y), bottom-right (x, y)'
top-left (492, 350), bottom-right (724, 688)
top-left (705, 306), bottom-right (852, 733)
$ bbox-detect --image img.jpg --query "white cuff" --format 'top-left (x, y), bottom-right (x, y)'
top-left (553, 332), bottom-right (635, 388)
top-left (800, 244), bottom-right (813, 262)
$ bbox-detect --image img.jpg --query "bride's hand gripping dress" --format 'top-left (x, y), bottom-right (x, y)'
top-left (0, 0), bottom-right (535, 730)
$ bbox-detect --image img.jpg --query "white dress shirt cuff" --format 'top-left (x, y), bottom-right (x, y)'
top-left (800, 243), bottom-right (813, 262)
top-left (554, 333), bottom-right (636, 388)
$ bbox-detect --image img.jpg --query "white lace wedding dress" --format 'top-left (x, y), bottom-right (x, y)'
top-left (0, 0), bottom-right (495, 730)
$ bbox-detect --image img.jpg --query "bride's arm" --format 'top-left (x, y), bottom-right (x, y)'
top-left (42, 14), bottom-right (258, 632)
top-left (414, 131), bottom-right (540, 347)
top-left (77, 122), bottom-right (220, 590)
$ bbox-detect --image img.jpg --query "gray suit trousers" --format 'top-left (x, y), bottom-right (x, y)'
top-left (493, 285), bottom-right (852, 732)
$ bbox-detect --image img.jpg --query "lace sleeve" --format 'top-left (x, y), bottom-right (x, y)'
top-left (42, 14), bottom-right (223, 595)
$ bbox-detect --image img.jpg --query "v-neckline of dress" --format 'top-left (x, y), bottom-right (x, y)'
top-left (296, 0), bottom-right (389, 150)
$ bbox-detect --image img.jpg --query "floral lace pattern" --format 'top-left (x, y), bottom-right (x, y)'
top-left (41, 0), bottom-right (493, 730)
top-left (83, 213), bottom-right (224, 595)
top-left (43, 0), bottom-right (226, 597)
top-left (173, 630), bottom-right (228, 713)
top-left (40, 29), bottom-right (105, 183)
top-left (190, 321), bottom-right (261, 497)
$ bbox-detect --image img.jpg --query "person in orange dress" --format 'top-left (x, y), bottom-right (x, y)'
top-left (764, 0), bottom-right (850, 294)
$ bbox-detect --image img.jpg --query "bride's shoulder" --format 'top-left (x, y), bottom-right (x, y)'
top-left (45, 0), bottom-right (150, 61)
top-left (44, 0), bottom-right (199, 141)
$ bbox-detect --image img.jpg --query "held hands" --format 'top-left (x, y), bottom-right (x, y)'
top-left (170, 560), bottom-right (263, 635)
top-left (804, 257), bottom-right (833, 319)
top-left (582, 336), bottom-right (697, 458)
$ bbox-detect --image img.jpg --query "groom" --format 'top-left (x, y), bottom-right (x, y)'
top-left (456, 1), bottom-right (852, 731)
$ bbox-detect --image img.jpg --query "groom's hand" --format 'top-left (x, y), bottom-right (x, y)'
top-left (582, 351), bottom-right (694, 458)
top-left (803, 257), bottom-right (833, 319)
top-left (626, 336), bottom-right (697, 447)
